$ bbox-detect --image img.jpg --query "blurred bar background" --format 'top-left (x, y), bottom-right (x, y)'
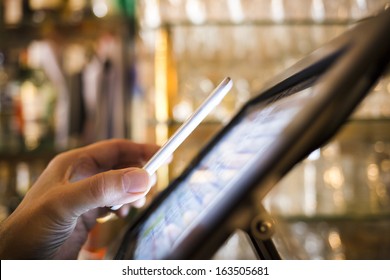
top-left (1, 0), bottom-right (390, 259)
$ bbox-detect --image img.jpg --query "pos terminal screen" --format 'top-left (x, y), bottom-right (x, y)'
top-left (130, 77), bottom-right (317, 259)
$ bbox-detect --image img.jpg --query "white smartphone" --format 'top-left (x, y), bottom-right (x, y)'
top-left (111, 77), bottom-right (233, 210)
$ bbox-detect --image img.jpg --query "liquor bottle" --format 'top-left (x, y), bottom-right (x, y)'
top-left (0, 50), bottom-right (24, 153)
top-left (17, 44), bottom-right (57, 151)
top-left (0, 51), bottom-right (11, 151)
top-left (29, 0), bottom-right (64, 22)
top-left (3, 0), bottom-right (23, 25)
top-left (63, 0), bottom-right (90, 22)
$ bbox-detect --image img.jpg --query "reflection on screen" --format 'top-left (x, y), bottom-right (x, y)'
top-left (133, 85), bottom-right (314, 259)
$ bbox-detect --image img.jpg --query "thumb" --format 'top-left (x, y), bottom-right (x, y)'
top-left (69, 168), bottom-right (150, 215)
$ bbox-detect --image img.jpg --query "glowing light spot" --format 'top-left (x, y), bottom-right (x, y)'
top-left (381, 160), bottom-right (390, 172)
top-left (328, 230), bottom-right (342, 250)
top-left (93, 0), bottom-right (108, 18)
top-left (323, 166), bottom-right (344, 189)
top-left (367, 164), bottom-right (379, 181)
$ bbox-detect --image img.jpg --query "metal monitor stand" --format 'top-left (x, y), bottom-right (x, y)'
top-left (246, 205), bottom-right (281, 260)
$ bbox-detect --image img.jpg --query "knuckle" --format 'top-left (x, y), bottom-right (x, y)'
top-left (88, 173), bottom-right (108, 201)
top-left (48, 153), bottom-right (66, 167)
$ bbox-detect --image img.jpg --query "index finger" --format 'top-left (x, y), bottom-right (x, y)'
top-left (48, 139), bottom-right (159, 175)
top-left (84, 139), bottom-right (159, 170)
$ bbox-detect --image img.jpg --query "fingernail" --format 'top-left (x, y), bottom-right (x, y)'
top-left (123, 169), bottom-right (149, 193)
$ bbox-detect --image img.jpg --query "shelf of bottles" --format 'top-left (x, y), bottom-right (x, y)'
top-left (132, 0), bottom-right (390, 259)
top-left (0, 0), bottom-right (137, 225)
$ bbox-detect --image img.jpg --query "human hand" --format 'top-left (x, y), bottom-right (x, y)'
top-left (0, 139), bottom-right (159, 259)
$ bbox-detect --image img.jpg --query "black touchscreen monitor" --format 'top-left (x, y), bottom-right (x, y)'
top-left (111, 9), bottom-right (390, 260)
